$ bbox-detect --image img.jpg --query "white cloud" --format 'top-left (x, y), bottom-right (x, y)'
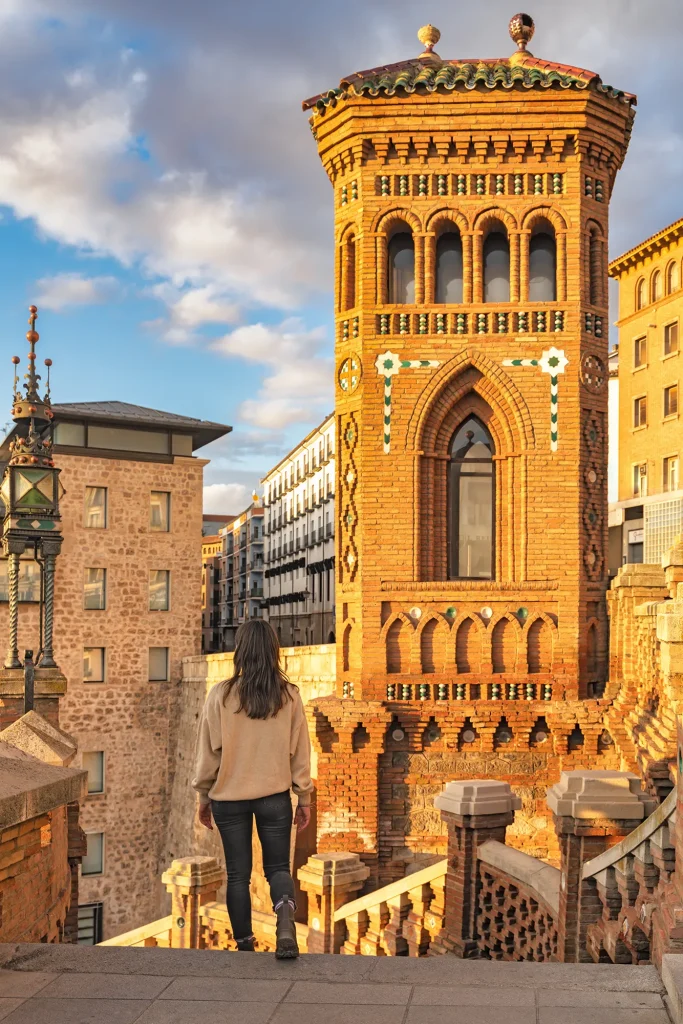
top-left (213, 318), bottom-right (332, 429)
top-left (34, 272), bottom-right (121, 311)
top-left (145, 283), bottom-right (240, 343)
top-left (203, 481), bottom-right (251, 514)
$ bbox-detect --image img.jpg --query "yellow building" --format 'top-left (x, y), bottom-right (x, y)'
top-left (609, 217), bottom-right (683, 565)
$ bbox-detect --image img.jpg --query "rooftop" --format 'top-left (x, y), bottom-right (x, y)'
top-left (0, 943), bottom-right (674, 1024)
top-left (303, 17), bottom-right (635, 114)
top-left (609, 216), bottom-right (683, 278)
top-left (52, 401), bottom-right (231, 451)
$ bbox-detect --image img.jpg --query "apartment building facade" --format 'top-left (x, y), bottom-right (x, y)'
top-left (0, 400), bottom-right (230, 941)
top-left (218, 503), bottom-right (265, 649)
top-left (262, 415), bottom-right (336, 647)
top-left (609, 217), bottom-right (683, 566)
top-left (202, 534), bottom-right (223, 654)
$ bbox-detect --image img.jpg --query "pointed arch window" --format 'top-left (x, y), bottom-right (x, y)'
top-left (529, 223), bottom-right (556, 301)
top-left (448, 416), bottom-right (494, 580)
top-left (483, 226), bottom-right (510, 302)
top-left (666, 261), bottom-right (679, 296)
top-left (387, 227), bottom-right (414, 304)
top-left (436, 230), bottom-right (463, 303)
top-left (589, 228), bottom-right (601, 306)
top-left (343, 235), bottom-right (356, 310)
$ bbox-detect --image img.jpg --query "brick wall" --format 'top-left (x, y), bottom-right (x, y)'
top-left (0, 807), bottom-right (71, 943)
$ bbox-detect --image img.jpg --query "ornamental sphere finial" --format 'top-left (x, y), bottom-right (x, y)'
top-left (417, 23), bottom-right (441, 58)
top-left (509, 12), bottom-right (535, 51)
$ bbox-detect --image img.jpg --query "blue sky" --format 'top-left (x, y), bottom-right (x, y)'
top-left (1, 1), bottom-right (682, 512)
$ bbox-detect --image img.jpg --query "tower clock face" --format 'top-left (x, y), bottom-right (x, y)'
top-left (338, 354), bottom-right (362, 394)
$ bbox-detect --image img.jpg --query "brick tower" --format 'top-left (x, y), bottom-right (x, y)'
top-left (303, 16), bottom-right (636, 879)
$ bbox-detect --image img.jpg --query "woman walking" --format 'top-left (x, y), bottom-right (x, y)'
top-left (193, 619), bottom-right (312, 958)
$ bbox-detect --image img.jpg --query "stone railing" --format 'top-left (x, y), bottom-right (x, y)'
top-left (329, 857), bottom-right (447, 956)
top-left (581, 786), bottom-right (677, 966)
top-left (475, 840), bottom-right (560, 961)
top-left (199, 901), bottom-right (308, 953)
top-left (99, 916), bottom-right (173, 948)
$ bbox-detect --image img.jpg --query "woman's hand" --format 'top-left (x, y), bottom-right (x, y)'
top-left (198, 803), bottom-right (214, 830)
top-left (295, 805), bottom-right (311, 833)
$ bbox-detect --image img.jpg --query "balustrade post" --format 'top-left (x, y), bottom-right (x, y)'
top-left (161, 856), bottom-right (224, 949)
top-left (547, 770), bottom-right (655, 963)
top-left (297, 852), bottom-right (369, 954)
top-left (431, 779), bottom-right (520, 957)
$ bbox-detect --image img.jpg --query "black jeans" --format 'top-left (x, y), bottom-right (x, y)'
top-left (211, 790), bottom-right (295, 941)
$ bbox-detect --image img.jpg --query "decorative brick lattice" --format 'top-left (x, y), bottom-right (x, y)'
top-left (476, 864), bottom-right (558, 962)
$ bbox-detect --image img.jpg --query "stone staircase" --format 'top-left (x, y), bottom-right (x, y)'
top-left (0, 941), bottom-right (677, 1024)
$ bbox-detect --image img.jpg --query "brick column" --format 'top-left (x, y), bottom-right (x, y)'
top-left (162, 856), bottom-right (224, 949)
top-left (431, 779), bottom-right (521, 957)
top-left (297, 852), bottom-right (369, 953)
top-left (547, 770), bottom-right (656, 962)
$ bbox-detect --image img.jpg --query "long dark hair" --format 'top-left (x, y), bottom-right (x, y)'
top-left (223, 619), bottom-right (293, 719)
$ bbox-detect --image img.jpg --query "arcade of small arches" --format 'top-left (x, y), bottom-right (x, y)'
top-left (337, 207), bottom-right (606, 311)
top-left (635, 258), bottom-right (681, 310)
top-left (312, 706), bottom-right (616, 761)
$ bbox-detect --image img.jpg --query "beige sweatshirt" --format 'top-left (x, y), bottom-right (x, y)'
top-left (192, 681), bottom-right (313, 807)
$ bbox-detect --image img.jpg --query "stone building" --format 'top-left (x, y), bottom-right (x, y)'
top-left (262, 414), bottom-right (336, 646)
top-left (218, 502), bottom-right (265, 650)
top-left (300, 15), bottom-right (636, 879)
top-left (609, 217), bottom-right (683, 566)
top-left (0, 400), bottom-right (230, 940)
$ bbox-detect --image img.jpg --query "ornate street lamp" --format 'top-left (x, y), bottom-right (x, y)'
top-left (0, 306), bottom-right (62, 671)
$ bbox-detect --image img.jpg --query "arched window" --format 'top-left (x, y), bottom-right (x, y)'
top-left (651, 269), bottom-right (662, 303)
top-left (589, 228), bottom-right (601, 306)
top-left (635, 278), bottom-right (645, 310)
top-left (343, 235), bottom-right (356, 310)
top-left (666, 261), bottom-right (679, 295)
top-left (387, 226), bottom-right (414, 304)
top-left (528, 223), bottom-right (556, 301)
top-left (483, 226), bottom-right (510, 302)
top-left (448, 416), bottom-right (494, 580)
top-left (436, 230), bottom-right (463, 303)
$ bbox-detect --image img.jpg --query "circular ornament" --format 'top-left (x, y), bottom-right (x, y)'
top-left (462, 728), bottom-right (476, 744)
top-left (392, 728), bottom-right (405, 742)
top-left (481, 606), bottom-right (493, 620)
top-left (409, 606), bottom-right (422, 621)
top-left (581, 353), bottom-right (606, 393)
top-left (338, 353), bottom-right (362, 394)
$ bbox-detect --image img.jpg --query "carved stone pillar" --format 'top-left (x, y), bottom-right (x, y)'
top-left (548, 770), bottom-right (655, 962)
top-left (162, 856), bottom-right (224, 949)
top-left (431, 779), bottom-right (521, 957)
top-left (5, 549), bottom-right (21, 670)
top-left (297, 851), bottom-right (369, 953)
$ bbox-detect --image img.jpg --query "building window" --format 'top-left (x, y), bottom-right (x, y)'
top-left (664, 384), bottom-right (678, 418)
top-left (635, 278), bottom-right (645, 310)
top-left (483, 227), bottom-right (510, 302)
top-left (343, 235), bottom-right (356, 310)
top-left (664, 456), bottom-right (679, 493)
top-left (149, 646), bottom-right (169, 681)
top-left (84, 568), bottom-right (106, 610)
top-left (589, 228), bottom-right (601, 305)
top-left (435, 230), bottom-right (463, 303)
top-left (633, 463), bottom-right (648, 498)
top-left (651, 269), bottom-right (663, 303)
top-left (634, 336), bottom-right (647, 367)
top-left (0, 559), bottom-right (40, 602)
top-left (54, 421), bottom-right (86, 447)
top-left (83, 751), bottom-right (105, 794)
top-left (448, 416), bottom-right (494, 580)
top-left (387, 228), bottom-right (415, 304)
top-left (84, 487), bottom-right (107, 528)
top-left (77, 903), bottom-right (104, 945)
top-left (667, 261), bottom-right (679, 295)
top-left (633, 396), bottom-right (647, 428)
top-left (149, 570), bottom-right (170, 611)
top-left (664, 322), bottom-right (679, 356)
top-left (528, 224), bottom-right (556, 301)
top-left (150, 491), bottom-right (170, 532)
top-left (83, 648), bottom-right (105, 683)
top-left (82, 833), bottom-right (104, 876)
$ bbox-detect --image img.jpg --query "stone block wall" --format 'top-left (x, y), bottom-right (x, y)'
top-left (0, 808), bottom-right (70, 943)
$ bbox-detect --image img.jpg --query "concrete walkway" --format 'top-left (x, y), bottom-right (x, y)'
top-left (0, 943), bottom-right (673, 1024)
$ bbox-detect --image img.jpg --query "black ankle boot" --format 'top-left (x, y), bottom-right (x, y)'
top-left (275, 900), bottom-right (299, 959)
top-left (236, 935), bottom-right (255, 952)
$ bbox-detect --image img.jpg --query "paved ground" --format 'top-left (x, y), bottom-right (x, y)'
top-left (0, 943), bottom-right (673, 1024)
